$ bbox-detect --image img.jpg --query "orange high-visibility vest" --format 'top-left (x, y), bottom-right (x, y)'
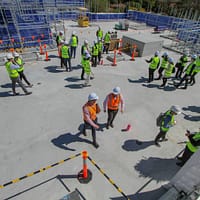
top-left (83, 102), bottom-right (97, 121)
top-left (107, 94), bottom-right (121, 110)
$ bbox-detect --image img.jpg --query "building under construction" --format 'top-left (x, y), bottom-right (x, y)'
top-left (0, 0), bottom-right (84, 50)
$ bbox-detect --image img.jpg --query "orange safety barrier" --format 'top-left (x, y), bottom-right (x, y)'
top-left (118, 38), bottom-right (122, 55)
top-left (112, 49), bottom-right (117, 66)
top-left (43, 44), bottom-right (50, 61)
top-left (130, 44), bottom-right (137, 61)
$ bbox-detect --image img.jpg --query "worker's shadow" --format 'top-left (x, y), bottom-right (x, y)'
top-left (1, 83), bottom-right (12, 88)
top-left (122, 139), bottom-right (155, 151)
top-left (128, 76), bottom-right (148, 83)
top-left (134, 156), bottom-right (180, 182)
top-left (65, 76), bottom-right (81, 83)
top-left (44, 66), bottom-right (64, 73)
top-left (51, 131), bottom-right (93, 151)
top-left (182, 105), bottom-right (200, 113)
top-left (64, 83), bottom-right (83, 89)
top-left (181, 106), bottom-right (200, 121)
top-left (0, 91), bottom-right (12, 97)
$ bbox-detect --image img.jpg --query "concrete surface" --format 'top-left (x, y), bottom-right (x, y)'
top-left (0, 21), bottom-right (200, 200)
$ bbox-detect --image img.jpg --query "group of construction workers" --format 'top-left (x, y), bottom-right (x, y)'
top-left (146, 51), bottom-right (200, 89)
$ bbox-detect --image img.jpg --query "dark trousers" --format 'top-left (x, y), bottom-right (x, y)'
top-left (161, 77), bottom-right (168, 87)
top-left (179, 145), bottom-right (193, 164)
top-left (176, 74), bottom-right (189, 88)
top-left (189, 72), bottom-right (197, 85)
top-left (63, 58), bottom-right (71, 71)
top-left (70, 46), bottom-right (77, 58)
top-left (155, 129), bottom-right (167, 143)
top-left (103, 43), bottom-right (110, 54)
top-left (18, 71), bottom-right (31, 86)
top-left (11, 76), bottom-right (28, 94)
top-left (60, 57), bottom-right (64, 68)
top-left (81, 67), bottom-right (85, 80)
top-left (148, 68), bottom-right (156, 82)
top-left (98, 52), bottom-right (102, 63)
top-left (175, 66), bottom-right (184, 78)
top-left (83, 119), bottom-right (97, 144)
top-left (92, 55), bottom-right (98, 67)
top-left (107, 109), bottom-right (118, 126)
top-left (157, 67), bottom-right (165, 80)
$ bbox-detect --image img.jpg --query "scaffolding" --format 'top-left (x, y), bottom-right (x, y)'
top-left (0, 0), bottom-right (85, 51)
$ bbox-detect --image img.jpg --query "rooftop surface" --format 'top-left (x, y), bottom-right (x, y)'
top-left (0, 20), bottom-right (200, 200)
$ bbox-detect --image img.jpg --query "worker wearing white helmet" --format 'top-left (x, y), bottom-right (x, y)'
top-left (159, 57), bottom-right (175, 88)
top-left (155, 52), bottom-right (169, 80)
top-left (13, 52), bottom-right (33, 87)
top-left (4, 53), bottom-right (32, 96)
top-left (96, 26), bottom-right (103, 41)
top-left (103, 87), bottom-right (125, 129)
top-left (103, 30), bottom-right (111, 54)
top-left (146, 51), bottom-right (160, 83)
top-left (61, 40), bottom-right (71, 72)
top-left (155, 105), bottom-right (181, 147)
top-left (70, 30), bottom-right (78, 59)
top-left (175, 54), bottom-right (197, 89)
top-left (82, 93), bottom-right (101, 148)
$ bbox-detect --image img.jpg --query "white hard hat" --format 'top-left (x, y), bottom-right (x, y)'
top-left (155, 51), bottom-right (159, 56)
top-left (191, 54), bottom-right (197, 60)
top-left (112, 86), bottom-right (120, 95)
top-left (85, 53), bottom-right (91, 59)
top-left (72, 31), bottom-right (76, 35)
top-left (170, 105), bottom-right (181, 114)
top-left (88, 93), bottom-right (99, 101)
top-left (64, 40), bottom-right (69, 45)
top-left (84, 40), bottom-right (88, 44)
top-left (168, 57), bottom-right (174, 63)
top-left (6, 53), bottom-right (14, 59)
top-left (162, 52), bottom-right (168, 57)
top-left (13, 52), bottom-right (19, 57)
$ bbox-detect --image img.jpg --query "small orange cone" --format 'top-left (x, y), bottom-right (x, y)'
top-left (130, 44), bottom-right (136, 61)
top-left (112, 49), bottom-right (117, 66)
top-left (44, 44), bottom-right (50, 61)
top-left (118, 38), bottom-right (122, 55)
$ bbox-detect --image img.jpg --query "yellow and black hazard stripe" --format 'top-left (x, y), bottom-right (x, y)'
top-left (0, 152), bottom-right (81, 189)
top-left (88, 156), bottom-right (130, 200)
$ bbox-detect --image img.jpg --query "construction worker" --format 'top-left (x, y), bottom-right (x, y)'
top-left (155, 52), bottom-right (169, 80)
top-left (189, 54), bottom-right (200, 86)
top-left (82, 52), bottom-right (93, 87)
top-left (154, 105), bottom-right (181, 147)
top-left (146, 51), bottom-right (160, 83)
top-left (59, 40), bottom-right (64, 68)
top-left (103, 30), bottom-right (111, 54)
top-left (175, 54), bottom-right (197, 89)
top-left (70, 31), bottom-right (78, 59)
top-left (56, 31), bottom-right (65, 57)
top-left (97, 38), bottom-right (103, 65)
top-left (13, 52), bottom-right (33, 87)
top-left (91, 40), bottom-right (99, 67)
top-left (103, 87), bottom-right (124, 129)
top-left (61, 40), bottom-right (71, 72)
top-left (96, 26), bottom-right (103, 41)
top-left (176, 129), bottom-right (200, 167)
top-left (175, 53), bottom-right (188, 79)
top-left (5, 53), bottom-right (32, 96)
top-left (82, 93), bottom-right (101, 148)
top-left (159, 57), bottom-right (175, 88)
top-left (81, 40), bottom-right (90, 80)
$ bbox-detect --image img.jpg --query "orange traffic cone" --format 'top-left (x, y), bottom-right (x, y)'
top-left (44, 44), bottom-right (50, 61)
top-left (130, 44), bottom-right (136, 61)
top-left (112, 49), bottom-right (117, 66)
top-left (39, 43), bottom-right (44, 55)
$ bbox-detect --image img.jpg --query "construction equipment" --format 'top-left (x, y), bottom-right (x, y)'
top-left (77, 7), bottom-right (89, 27)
